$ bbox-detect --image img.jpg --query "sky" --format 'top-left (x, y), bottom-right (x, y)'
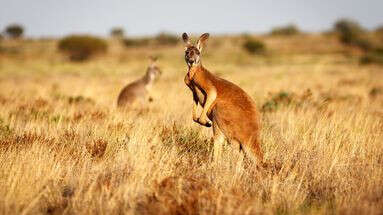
top-left (0, 0), bottom-right (382, 37)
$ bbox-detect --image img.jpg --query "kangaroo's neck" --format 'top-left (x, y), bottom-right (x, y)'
top-left (142, 73), bottom-right (154, 86)
top-left (188, 64), bottom-right (205, 80)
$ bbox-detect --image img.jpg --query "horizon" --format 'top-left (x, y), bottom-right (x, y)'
top-left (1, 0), bottom-right (383, 38)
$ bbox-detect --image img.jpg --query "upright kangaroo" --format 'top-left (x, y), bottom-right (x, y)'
top-left (117, 57), bottom-right (161, 108)
top-left (182, 33), bottom-right (263, 164)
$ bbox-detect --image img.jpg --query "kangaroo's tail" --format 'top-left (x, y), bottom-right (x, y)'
top-left (242, 134), bottom-right (263, 164)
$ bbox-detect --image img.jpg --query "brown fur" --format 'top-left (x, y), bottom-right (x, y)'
top-left (117, 57), bottom-right (161, 108)
top-left (182, 33), bottom-right (263, 163)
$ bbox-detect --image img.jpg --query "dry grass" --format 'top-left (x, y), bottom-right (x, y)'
top-left (0, 34), bottom-right (383, 214)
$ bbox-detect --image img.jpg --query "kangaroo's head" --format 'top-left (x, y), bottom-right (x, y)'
top-left (145, 56), bottom-right (161, 82)
top-left (182, 33), bottom-right (209, 67)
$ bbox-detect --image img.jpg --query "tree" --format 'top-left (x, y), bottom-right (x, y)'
top-left (5, 24), bottom-right (24, 38)
top-left (110, 27), bottom-right (125, 39)
top-left (270, 24), bottom-right (300, 36)
top-left (334, 18), bottom-right (372, 51)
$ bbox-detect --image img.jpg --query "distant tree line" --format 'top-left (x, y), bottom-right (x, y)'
top-left (1, 21), bottom-right (382, 64)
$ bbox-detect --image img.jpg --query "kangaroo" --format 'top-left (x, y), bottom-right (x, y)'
top-left (117, 57), bottom-right (161, 108)
top-left (182, 33), bottom-right (263, 164)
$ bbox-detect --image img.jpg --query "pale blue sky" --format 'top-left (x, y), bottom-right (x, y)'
top-left (1, 0), bottom-right (382, 37)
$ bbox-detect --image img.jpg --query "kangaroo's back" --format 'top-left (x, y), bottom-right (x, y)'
top-left (194, 68), bottom-right (261, 149)
top-left (212, 78), bottom-right (262, 160)
top-left (117, 79), bottom-right (146, 107)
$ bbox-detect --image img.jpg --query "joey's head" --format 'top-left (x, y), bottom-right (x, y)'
top-left (145, 56), bottom-right (161, 82)
top-left (182, 33), bottom-right (209, 67)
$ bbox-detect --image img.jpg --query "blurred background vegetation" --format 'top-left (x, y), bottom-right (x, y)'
top-left (0, 14), bottom-right (383, 215)
top-left (1, 18), bottom-right (382, 65)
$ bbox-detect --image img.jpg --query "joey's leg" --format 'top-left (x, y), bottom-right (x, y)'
top-left (198, 88), bottom-right (216, 127)
top-left (212, 121), bottom-right (225, 163)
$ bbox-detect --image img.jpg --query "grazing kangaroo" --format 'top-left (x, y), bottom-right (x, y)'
top-left (117, 57), bottom-right (161, 108)
top-left (182, 33), bottom-right (263, 164)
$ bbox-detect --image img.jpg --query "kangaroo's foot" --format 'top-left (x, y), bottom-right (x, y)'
top-left (194, 117), bottom-right (212, 127)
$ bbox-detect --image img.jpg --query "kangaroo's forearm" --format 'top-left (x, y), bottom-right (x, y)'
top-left (192, 91), bottom-right (200, 120)
top-left (200, 88), bottom-right (217, 120)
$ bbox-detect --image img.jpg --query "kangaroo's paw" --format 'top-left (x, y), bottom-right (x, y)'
top-left (198, 118), bottom-right (212, 127)
top-left (193, 115), bottom-right (199, 123)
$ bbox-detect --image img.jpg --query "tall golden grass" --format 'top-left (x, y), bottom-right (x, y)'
top-left (0, 34), bottom-right (382, 214)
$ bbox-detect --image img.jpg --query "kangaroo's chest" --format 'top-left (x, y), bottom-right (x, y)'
top-left (185, 74), bottom-right (206, 106)
top-left (192, 83), bottom-right (206, 105)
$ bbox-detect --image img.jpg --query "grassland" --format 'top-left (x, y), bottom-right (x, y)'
top-left (0, 34), bottom-right (382, 214)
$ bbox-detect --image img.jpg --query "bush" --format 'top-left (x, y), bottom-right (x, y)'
top-left (243, 38), bottom-right (266, 54)
top-left (5, 24), bottom-right (24, 38)
top-left (360, 50), bottom-right (383, 65)
top-left (334, 19), bottom-right (372, 51)
top-left (261, 89), bottom-right (314, 112)
top-left (270, 24), bottom-right (300, 36)
top-left (110, 27), bottom-right (124, 39)
top-left (369, 87), bottom-right (383, 98)
top-left (122, 37), bottom-right (150, 47)
top-left (58, 35), bottom-right (108, 61)
top-left (262, 91), bottom-right (294, 112)
top-left (155, 32), bottom-right (178, 46)
top-left (122, 33), bottom-right (178, 48)
top-left (376, 26), bottom-right (383, 42)
top-left (334, 19), bottom-right (365, 41)
top-left (375, 26), bottom-right (383, 34)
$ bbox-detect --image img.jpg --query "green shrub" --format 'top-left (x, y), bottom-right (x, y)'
top-left (5, 24), bottom-right (24, 38)
top-left (334, 19), bottom-right (364, 41)
top-left (122, 33), bottom-right (178, 48)
top-left (375, 26), bottom-right (383, 34)
top-left (58, 35), bottom-right (108, 61)
top-left (0, 33), bottom-right (3, 51)
top-left (270, 24), bottom-right (300, 36)
top-left (110, 27), bottom-right (125, 39)
top-left (262, 91), bottom-right (293, 112)
top-left (334, 19), bottom-right (372, 51)
top-left (369, 87), bottom-right (383, 98)
top-left (261, 89), bottom-right (315, 112)
top-left (376, 26), bottom-right (383, 42)
top-left (360, 50), bottom-right (383, 65)
top-left (354, 38), bottom-right (373, 51)
top-left (243, 38), bottom-right (266, 54)
top-left (122, 37), bottom-right (150, 47)
top-left (155, 32), bottom-right (178, 46)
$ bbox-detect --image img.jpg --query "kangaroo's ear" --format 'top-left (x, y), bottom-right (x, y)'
top-left (149, 56), bottom-right (158, 67)
top-left (149, 56), bottom-right (158, 62)
top-left (197, 33), bottom-right (209, 52)
top-left (182, 33), bottom-right (190, 44)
